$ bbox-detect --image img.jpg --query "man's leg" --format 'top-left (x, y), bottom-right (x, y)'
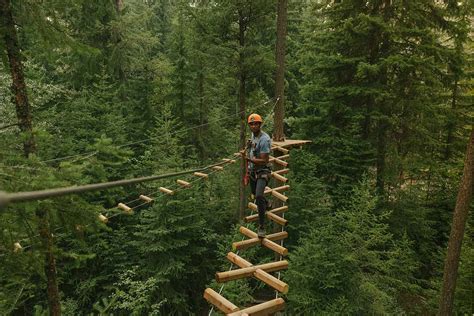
top-left (255, 176), bottom-right (268, 237)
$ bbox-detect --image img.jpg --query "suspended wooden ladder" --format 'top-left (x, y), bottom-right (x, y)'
top-left (204, 139), bottom-right (310, 316)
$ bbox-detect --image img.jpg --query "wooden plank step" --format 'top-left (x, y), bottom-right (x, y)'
top-left (220, 252), bottom-right (289, 293)
top-left (203, 288), bottom-right (239, 314)
top-left (276, 154), bottom-right (290, 160)
top-left (267, 212), bottom-right (287, 226)
top-left (271, 145), bottom-right (289, 154)
top-left (139, 195), bottom-right (154, 203)
top-left (271, 172), bottom-right (288, 183)
top-left (193, 172), bottom-right (208, 179)
top-left (227, 298), bottom-right (285, 316)
top-left (264, 185), bottom-right (290, 195)
top-left (211, 165), bottom-right (224, 171)
top-left (274, 168), bottom-right (289, 175)
top-left (176, 179), bottom-right (191, 187)
top-left (232, 231), bottom-right (287, 251)
top-left (159, 187), bottom-right (174, 195)
top-left (269, 156), bottom-right (288, 167)
top-left (117, 203), bottom-right (133, 215)
top-left (98, 214), bottom-right (108, 223)
top-left (238, 226), bottom-right (288, 256)
top-left (244, 206), bottom-right (288, 223)
top-left (271, 190), bottom-right (288, 203)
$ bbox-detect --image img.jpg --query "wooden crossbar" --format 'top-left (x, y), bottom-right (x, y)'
top-left (117, 203), bottom-right (133, 214)
top-left (244, 206), bottom-right (288, 223)
top-left (264, 185), bottom-right (290, 195)
top-left (276, 154), bottom-right (290, 160)
top-left (272, 146), bottom-right (289, 154)
top-left (271, 172), bottom-right (288, 183)
top-left (193, 172), bottom-right (208, 179)
top-left (203, 288), bottom-right (239, 314)
top-left (139, 195), bottom-right (153, 203)
top-left (248, 202), bottom-right (258, 211)
top-left (216, 260), bottom-right (288, 283)
top-left (267, 212), bottom-right (287, 226)
top-left (221, 253), bottom-right (289, 293)
top-left (176, 179), bottom-right (191, 187)
top-left (98, 214), bottom-right (108, 223)
top-left (222, 158), bottom-right (236, 163)
top-left (269, 156), bottom-right (288, 167)
top-left (159, 187), bottom-right (174, 195)
top-left (227, 298), bottom-right (285, 316)
top-left (238, 227), bottom-right (288, 256)
top-left (274, 168), bottom-right (289, 175)
top-left (271, 190), bottom-right (288, 203)
top-left (211, 165), bottom-right (224, 171)
top-left (232, 231), bottom-right (288, 251)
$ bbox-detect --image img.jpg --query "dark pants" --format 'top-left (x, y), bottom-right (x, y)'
top-left (250, 170), bottom-right (270, 227)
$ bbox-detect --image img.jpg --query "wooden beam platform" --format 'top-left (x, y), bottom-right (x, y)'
top-left (272, 139), bottom-right (312, 149)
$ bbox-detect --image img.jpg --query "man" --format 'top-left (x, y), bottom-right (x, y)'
top-left (245, 113), bottom-right (272, 238)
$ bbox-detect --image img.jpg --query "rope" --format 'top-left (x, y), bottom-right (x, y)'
top-left (1, 154), bottom-right (241, 255)
top-left (0, 160), bottom-right (231, 209)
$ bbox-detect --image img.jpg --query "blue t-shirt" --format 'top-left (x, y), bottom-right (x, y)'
top-left (248, 131), bottom-right (272, 171)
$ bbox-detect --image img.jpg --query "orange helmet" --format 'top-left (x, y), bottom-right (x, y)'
top-left (248, 113), bottom-right (263, 124)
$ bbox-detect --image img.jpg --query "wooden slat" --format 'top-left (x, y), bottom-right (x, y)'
top-left (222, 158), bottom-right (236, 163)
top-left (203, 288), bottom-right (239, 314)
top-left (261, 238), bottom-right (288, 256)
top-left (227, 298), bottom-right (285, 316)
top-left (117, 203), bottom-right (133, 215)
top-left (211, 165), bottom-right (224, 171)
top-left (13, 242), bottom-right (22, 253)
top-left (193, 172), bottom-right (208, 179)
top-left (264, 185), bottom-right (290, 195)
top-left (139, 195), bottom-right (153, 203)
top-left (98, 214), bottom-right (108, 223)
top-left (159, 187), bottom-right (174, 195)
top-left (269, 156), bottom-right (288, 167)
top-left (232, 231), bottom-right (288, 251)
top-left (267, 212), bottom-right (287, 226)
top-left (244, 205), bottom-right (288, 223)
top-left (248, 202), bottom-right (258, 212)
top-left (238, 227), bottom-right (288, 256)
top-left (223, 253), bottom-right (289, 293)
top-left (272, 146), bottom-right (289, 154)
top-left (176, 179), bottom-right (191, 187)
top-left (274, 168), bottom-right (289, 175)
top-left (216, 260), bottom-right (288, 282)
top-left (271, 172), bottom-right (288, 183)
top-left (271, 190), bottom-right (288, 203)
top-left (276, 154), bottom-right (290, 160)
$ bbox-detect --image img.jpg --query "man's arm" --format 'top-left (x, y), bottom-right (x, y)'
top-left (249, 153), bottom-right (269, 165)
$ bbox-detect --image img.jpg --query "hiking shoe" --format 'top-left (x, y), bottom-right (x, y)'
top-left (257, 226), bottom-right (266, 238)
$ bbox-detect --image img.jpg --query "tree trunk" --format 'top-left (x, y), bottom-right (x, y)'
top-left (37, 209), bottom-right (61, 316)
top-left (237, 12), bottom-right (247, 220)
top-left (438, 128), bottom-right (473, 316)
top-left (445, 77), bottom-right (458, 160)
top-left (376, 120), bottom-right (387, 195)
top-left (0, 1), bottom-right (61, 314)
top-left (0, 0), bottom-right (36, 157)
top-left (273, 0), bottom-right (288, 142)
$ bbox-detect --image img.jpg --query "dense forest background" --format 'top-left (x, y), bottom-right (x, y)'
top-left (0, 0), bottom-right (472, 315)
